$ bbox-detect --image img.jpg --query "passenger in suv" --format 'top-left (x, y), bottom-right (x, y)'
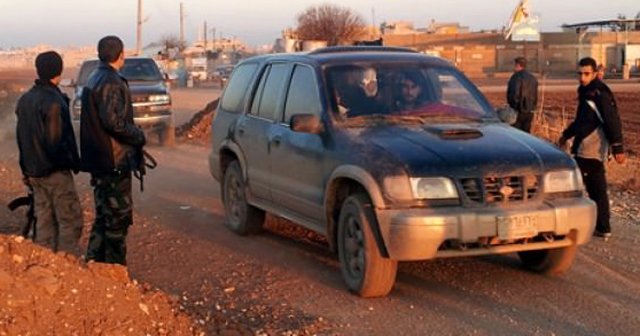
top-left (67, 57), bottom-right (174, 146)
top-left (208, 46), bottom-right (596, 298)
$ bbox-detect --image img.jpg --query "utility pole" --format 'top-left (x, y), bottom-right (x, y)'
top-left (371, 7), bottom-right (375, 39)
top-left (211, 27), bottom-right (216, 50)
top-left (136, 0), bottom-right (142, 55)
top-left (180, 2), bottom-right (185, 49)
top-left (204, 21), bottom-right (208, 50)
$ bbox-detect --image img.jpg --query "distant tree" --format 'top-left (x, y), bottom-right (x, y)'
top-left (159, 35), bottom-right (186, 54)
top-left (295, 4), bottom-right (366, 46)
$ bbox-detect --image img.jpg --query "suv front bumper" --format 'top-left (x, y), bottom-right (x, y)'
top-left (375, 197), bottom-right (596, 261)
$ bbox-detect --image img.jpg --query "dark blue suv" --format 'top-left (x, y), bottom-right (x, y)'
top-left (209, 47), bottom-right (596, 297)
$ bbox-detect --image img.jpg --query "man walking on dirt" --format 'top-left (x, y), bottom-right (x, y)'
top-left (15, 51), bottom-right (83, 253)
top-left (558, 57), bottom-right (625, 241)
top-left (507, 56), bottom-right (538, 132)
top-left (81, 36), bottom-right (146, 265)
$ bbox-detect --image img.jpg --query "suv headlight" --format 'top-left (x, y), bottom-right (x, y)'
top-left (148, 94), bottom-right (170, 103)
top-left (384, 176), bottom-right (458, 201)
top-left (409, 177), bottom-right (458, 199)
top-left (544, 168), bottom-right (583, 193)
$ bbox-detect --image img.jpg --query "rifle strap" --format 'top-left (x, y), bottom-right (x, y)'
top-left (134, 150), bottom-right (157, 192)
top-left (143, 150), bottom-right (158, 169)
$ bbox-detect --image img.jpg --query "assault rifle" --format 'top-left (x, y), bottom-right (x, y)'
top-left (134, 149), bottom-right (158, 192)
top-left (7, 187), bottom-right (36, 239)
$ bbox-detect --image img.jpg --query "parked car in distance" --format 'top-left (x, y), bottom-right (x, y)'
top-left (211, 64), bottom-right (234, 87)
top-left (208, 46), bottom-right (596, 297)
top-left (64, 57), bottom-right (175, 146)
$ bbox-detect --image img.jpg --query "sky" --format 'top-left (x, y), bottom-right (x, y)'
top-left (0, 0), bottom-right (638, 49)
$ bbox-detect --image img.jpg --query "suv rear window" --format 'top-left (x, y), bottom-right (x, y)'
top-left (220, 63), bottom-right (258, 113)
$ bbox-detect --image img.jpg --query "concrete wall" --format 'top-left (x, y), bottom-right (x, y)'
top-left (382, 31), bottom-right (640, 77)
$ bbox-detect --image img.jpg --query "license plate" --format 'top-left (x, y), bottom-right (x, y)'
top-left (497, 214), bottom-right (538, 240)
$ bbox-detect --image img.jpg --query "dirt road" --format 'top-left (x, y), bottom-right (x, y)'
top-left (2, 71), bottom-right (640, 334)
top-left (5, 139), bottom-right (637, 335)
top-left (111, 142), bottom-right (640, 335)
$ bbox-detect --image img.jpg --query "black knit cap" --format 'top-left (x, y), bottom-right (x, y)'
top-left (35, 51), bottom-right (63, 80)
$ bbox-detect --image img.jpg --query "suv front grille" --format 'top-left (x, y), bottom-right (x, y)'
top-left (460, 175), bottom-right (539, 204)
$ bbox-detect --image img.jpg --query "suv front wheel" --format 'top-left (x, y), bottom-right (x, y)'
top-left (518, 243), bottom-right (577, 275)
top-left (338, 193), bottom-right (398, 297)
top-left (222, 160), bottom-right (265, 235)
top-left (159, 121), bottom-right (176, 146)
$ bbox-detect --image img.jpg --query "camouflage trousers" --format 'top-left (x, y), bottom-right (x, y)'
top-left (85, 171), bottom-right (133, 265)
top-left (29, 170), bottom-right (83, 253)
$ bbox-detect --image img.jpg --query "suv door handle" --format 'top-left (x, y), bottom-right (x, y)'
top-left (237, 120), bottom-right (246, 135)
top-left (271, 135), bottom-right (281, 146)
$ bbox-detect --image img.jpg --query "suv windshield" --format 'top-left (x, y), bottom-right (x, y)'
top-left (325, 62), bottom-right (493, 125)
top-left (76, 58), bottom-right (163, 85)
top-left (121, 59), bottom-right (163, 81)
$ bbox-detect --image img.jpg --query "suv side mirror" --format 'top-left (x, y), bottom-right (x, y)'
top-left (290, 114), bottom-right (323, 134)
top-left (496, 106), bottom-right (517, 125)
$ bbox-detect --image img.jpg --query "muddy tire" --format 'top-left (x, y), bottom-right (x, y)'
top-left (222, 161), bottom-right (265, 235)
top-left (518, 244), bottom-right (577, 275)
top-left (159, 122), bottom-right (175, 147)
top-left (338, 193), bottom-right (397, 297)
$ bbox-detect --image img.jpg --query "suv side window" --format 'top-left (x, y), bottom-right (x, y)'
top-left (220, 63), bottom-right (258, 113)
top-left (249, 65), bottom-right (270, 116)
top-left (255, 63), bottom-right (289, 121)
top-left (283, 65), bottom-right (320, 124)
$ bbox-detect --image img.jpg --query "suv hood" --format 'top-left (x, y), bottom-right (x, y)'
top-left (73, 81), bottom-right (168, 98)
top-left (128, 81), bottom-right (168, 95)
top-left (356, 123), bottom-right (574, 177)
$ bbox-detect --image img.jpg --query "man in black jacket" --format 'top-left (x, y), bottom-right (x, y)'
top-left (81, 36), bottom-right (146, 265)
top-left (15, 51), bottom-right (83, 253)
top-left (558, 57), bottom-right (625, 241)
top-left (507, 56), bottom-right (538, 132)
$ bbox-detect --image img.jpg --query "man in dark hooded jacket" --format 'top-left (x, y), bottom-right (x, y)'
top-left (81, 36), bottom-right (146, 265)
top-left (507, 56), bottom-right (538, 132)
top-left (15, 51), bottom-right (83, 253)
top-left (558, 57), bottom-right (625, 241)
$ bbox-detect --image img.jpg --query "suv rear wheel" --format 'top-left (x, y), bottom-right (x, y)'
top-left (338, 193), bottom-right (397, 297)
top-left (222, 160), bottom-right (265, 235)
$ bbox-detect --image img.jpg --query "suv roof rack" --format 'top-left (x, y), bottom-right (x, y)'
top-left (307, 46), bottom-right (419, 55)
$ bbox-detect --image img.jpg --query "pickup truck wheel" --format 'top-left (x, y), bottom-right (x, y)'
top-left (338, 193), bottom-right (397, 297)
top-left (222, 161), bottom-right (265, 235)
top-left (518, 244), bottom-right (577, 275)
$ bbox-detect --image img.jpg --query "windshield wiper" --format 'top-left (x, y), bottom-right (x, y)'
top-left (341, 114), bottom-right (426, 126)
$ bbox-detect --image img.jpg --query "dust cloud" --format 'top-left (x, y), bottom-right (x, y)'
top-left (0, 87), bottom-right (19, 142)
